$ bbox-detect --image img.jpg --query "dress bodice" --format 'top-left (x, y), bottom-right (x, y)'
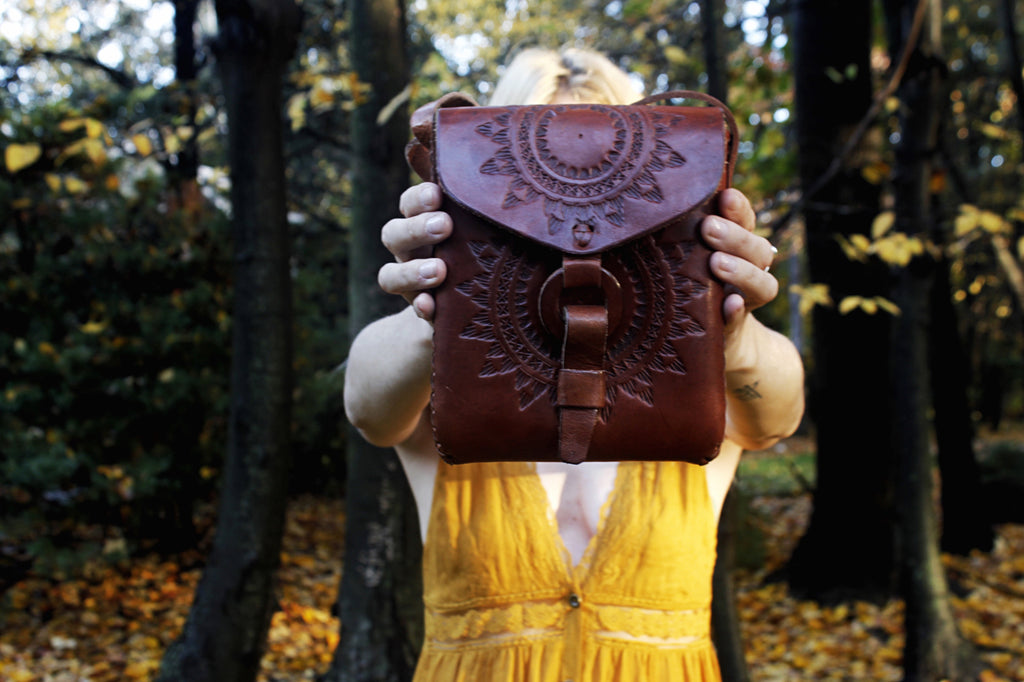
top-left (415, 459), bottom-right (722, 681)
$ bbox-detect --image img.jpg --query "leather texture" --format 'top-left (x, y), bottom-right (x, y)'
top-left (407, 91), bottom-right (736, 465)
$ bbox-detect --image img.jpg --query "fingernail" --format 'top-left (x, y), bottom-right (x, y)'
top-left (426, 215), bottom-right (446, 237)
top-left (421, 184), bottom-right (439, 211)
top-left (705, 216), bottom-right (723, 239)
top-left (419, 261), bottom-right (438, 280)
top-left (716, 253), bottom-right (735, 273)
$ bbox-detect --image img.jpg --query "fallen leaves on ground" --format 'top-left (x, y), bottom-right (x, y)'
top-left (0, 493), bottom-right (1021, 680)
top-left (0, 496), bottom-right (344, 682)
top-left (738, 494), bottom-right (1024, 681)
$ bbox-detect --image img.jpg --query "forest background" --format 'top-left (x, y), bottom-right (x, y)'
top-left (2, 0), bottom-right (1024, 680)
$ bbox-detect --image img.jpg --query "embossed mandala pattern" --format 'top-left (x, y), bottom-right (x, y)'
top-left (474, 105), bottom-right (687, 238)
top-left (455, 236), bottom-right (707, 415)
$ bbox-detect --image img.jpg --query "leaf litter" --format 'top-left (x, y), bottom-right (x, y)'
top-left (0, 492), bottom-right (1021, 681)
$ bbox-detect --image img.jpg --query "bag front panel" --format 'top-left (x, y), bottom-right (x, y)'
top-left (430, 200), bottom-right (725, 464)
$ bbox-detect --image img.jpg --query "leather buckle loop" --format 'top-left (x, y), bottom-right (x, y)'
top-left (539, 264), bottom-right (622, 339)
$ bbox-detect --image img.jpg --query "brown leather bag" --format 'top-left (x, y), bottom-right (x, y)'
top-left (406, 91), bottom-right (738, 465)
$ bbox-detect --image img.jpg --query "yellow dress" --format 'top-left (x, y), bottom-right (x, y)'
top-left (415, 459), bottom-right (721, 681)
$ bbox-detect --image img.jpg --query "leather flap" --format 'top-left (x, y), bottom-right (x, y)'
top-left (435, 103), bottom-right (728, 255)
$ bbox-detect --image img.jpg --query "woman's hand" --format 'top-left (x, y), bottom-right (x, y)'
top-left (378, 182), bottom-right (452, 321)
top-left (700, 188), bottom-right (779, 338)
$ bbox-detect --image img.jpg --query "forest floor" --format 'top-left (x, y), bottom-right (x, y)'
top-left (0, 435), bottom-right (1022, 681)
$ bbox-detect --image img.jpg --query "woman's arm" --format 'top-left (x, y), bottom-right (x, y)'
top-left (343, 183), bottom-right (452, 446)
top-left (344, 307), bottom-right (434, 446)
top-left (702, 188), bottom-right (805, 451)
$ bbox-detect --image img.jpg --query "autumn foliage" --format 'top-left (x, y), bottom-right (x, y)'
top-left (1, 465), bottom-right (1022, 681)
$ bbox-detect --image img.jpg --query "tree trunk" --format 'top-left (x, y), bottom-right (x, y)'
top-left (883, 0), bottom-right (980, 678)
top-left (785, 0), bottom-right (898, 603)
top-left (326, 0), bottom-right (423, 680)
top-left (711, 488), bottom-right (750, 682)
top-left (930, 255), bottom-right (994, 555)
top-left (1000, 0), bottom-right (1024, 141)
top-left (171, 0), bottom-right (201, 186)
top-left (157, 1), bottom-right (301, 680)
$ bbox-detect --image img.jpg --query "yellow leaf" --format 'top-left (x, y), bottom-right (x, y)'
top-left (978, 122), bottom-right (1008, 140)
top-left (954, 212), bottom-right (977, 237)
top-left (105, 174), bottom-right (119, 191)
top-left (664, 45), bottom-right (688, 65)
top-left (45, 173), bottom-right (63, 191)
top-left (287, 93), bottom-right (308, 132)
top-left (978, 210), bottom-right (1009, 234)
top-left (835, 235), bottom-right (867, 263)
top-left (80, 320), bottom-right (107, 334)
top-left (349, 72), bottom-right (371, 106)
top-left (874, 233), bottom-right (924, 266)
top-left (310, 83), bottom-right (334, 108)
top-left (850, 234), bottom-right (871, 251)
top-left (11, 197), bottom-right (32, 209)
top-left (875, 297), bottom-right (902, 316)
top-left (38, 341), bottom-right (59, 359)
top-left (132, 133), bottom-right (153, 157)
top-left (158, 368), bottom-right (175, 383)
top-left (84, 117), bottom-right (105, 139)
top-left (872, 211), bottom-right (895, 239)
top-left (163, 128), bottom-right (182, 154)
top-left (57, 138), bottom-right (107, 166)
top-left (1017, 236), bottom-right (1024, 261)
top-left (59, 117), bottom-right (86, 132)
top-left (839, 296), bottom-right (863, 314)
top-left (790, 283), bottom-right (832, 315)
top-left (5, 143), bottom-right (42, 173)
top-left (64, 176), bottom-right (88, 194)
top-left (861, 161), bottom-right (891, 184)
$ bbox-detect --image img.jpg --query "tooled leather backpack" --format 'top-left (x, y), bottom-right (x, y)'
top-left (406, 90), bottom-right (738, 465)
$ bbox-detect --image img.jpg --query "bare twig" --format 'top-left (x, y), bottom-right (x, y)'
top-left (769, 0), bottom-right (929, 235)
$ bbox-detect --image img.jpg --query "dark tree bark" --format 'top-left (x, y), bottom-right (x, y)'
top-left (325, 0), bottom-right (422, 680)
top-left (171, 0), bottom-right (201, 186)
top-left (883, 0), bottom-right (980, 678)
top-left (930, 255), bottom-right (994, 555)
top-left (711, 487), bottom-right (750, 682)
top-left (157, 1), bottom-right (301, 680)
top-left (785, 0), bottom-right (899, 603)
top-left (1000, 0), bottom-right (1024, 141)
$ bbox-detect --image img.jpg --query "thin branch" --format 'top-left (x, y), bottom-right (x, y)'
top-left (768, 0), bottom-right (929, 235)
top-left (23, 49), bottom-right (137, 90)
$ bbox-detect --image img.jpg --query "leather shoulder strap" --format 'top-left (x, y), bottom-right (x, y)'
top-left (406, 92), bottom-right (478, 182)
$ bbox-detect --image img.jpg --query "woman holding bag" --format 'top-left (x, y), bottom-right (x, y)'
top-left (344, 47), bottom-right (804, 681)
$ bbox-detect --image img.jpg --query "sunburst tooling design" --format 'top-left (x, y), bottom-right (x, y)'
top-left (455, 236), bottom-right (707, 415)
top-left (474, 105), bottom-right (687, 238)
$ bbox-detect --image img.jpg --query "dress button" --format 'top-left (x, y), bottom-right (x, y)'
top-left (568, 593), bottom-right (581, 608)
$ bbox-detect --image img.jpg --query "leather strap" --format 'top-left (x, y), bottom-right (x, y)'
top-left (556, 256), bottom-right (608, 464)
top-left (406, 92), bottom-right (478, 181)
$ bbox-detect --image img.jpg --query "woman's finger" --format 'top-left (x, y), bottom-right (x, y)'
top-left (378, 258), bottom-right (447, 299)
top-left (381, 211), bottom-right (452, 262)
top-left (398, 182), bottom-right (443, 218)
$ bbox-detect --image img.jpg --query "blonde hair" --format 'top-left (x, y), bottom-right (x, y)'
top-left (488, 47), bottom-right (642, 107)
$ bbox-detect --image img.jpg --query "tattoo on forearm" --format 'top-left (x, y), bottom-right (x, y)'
top-left (732, 382), bottom-right (763, 402)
